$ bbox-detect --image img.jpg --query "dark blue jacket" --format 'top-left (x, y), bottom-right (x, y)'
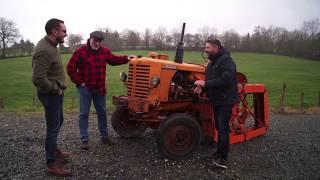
top-left (204, 48), bottom-right (239, 106)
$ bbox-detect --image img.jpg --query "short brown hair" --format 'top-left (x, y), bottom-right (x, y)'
top-left (206, 39), bottom-right (222, 48)
top-left (45, 18), bottom-right (64, 35)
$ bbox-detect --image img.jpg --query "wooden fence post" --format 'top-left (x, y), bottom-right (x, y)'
top-left (279, 83), bottom-right (286, 113)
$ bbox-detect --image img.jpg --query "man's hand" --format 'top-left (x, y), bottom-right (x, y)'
top-left (58, 89), bottom-right (64, 95)
top-left (194, 80), bottom-right (205, 87)
top-left (193, 86), bottom-right (203, 94)
top-left (128, 55), bottom-right (136, 61)
top-left (80, 82), bottom-right (85, 87)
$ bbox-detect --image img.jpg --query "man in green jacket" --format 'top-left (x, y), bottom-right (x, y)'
top-left (32, 18), bottom-right (72, 177)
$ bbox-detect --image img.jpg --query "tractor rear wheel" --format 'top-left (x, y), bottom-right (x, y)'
top-left (156, 113), bottom-right (201, 160)
top-left (111, 107), bottom-right (147, 138)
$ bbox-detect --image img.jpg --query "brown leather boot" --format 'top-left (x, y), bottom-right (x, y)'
top-left (47, 161), bottom-right (72, 177)
top-left (81, 141), bottom-right (89, 150)
top-left (55, 149), bottom-right (71, 161)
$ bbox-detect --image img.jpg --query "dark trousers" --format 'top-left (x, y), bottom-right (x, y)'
top-left (213, 105), bottom-right (233, 160)
top-left (37, 92), bottom-right (64, 163)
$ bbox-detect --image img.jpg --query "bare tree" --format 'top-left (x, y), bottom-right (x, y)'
top-left (98, 27), bottom-right (123, 50)
top-left (142, 28), bottom-right (152, 49)
top-left (8, 42), bottom-right (19, 56)
top-left (165, 35), bottom-right (173, 48)
top-left (268, 26), bottom-right (289, 54)
top-left (19, 39), bottom-right (25, 56)
top-left (221, 30), bottom-right (240, 50)
top-left (170, 28), bottom-right (181, 45)
top-left (184, 33), bottom-right (194, 49)
top-left (239, 33), bottom-right (249, 51)
top-left (151, 27), bottom-right (167, 50)
top-left (193, 33), bottom-right (203, 50)
top-left (67, 34), bottom-right (83, 50)
top-left (269, 26), bottom-right (287, 43)
top-left (25, 39), bottom-right (35, 56)
top-left (0, 17), bottom-right (20, 57)
top-left (198, 26), bottom-right (218, 42)
top-left (301, 18), bottom-right (320, 40)
top-left (251, 26), bottom-right (273, 53)
top-left (286, 30), bottom-right (305, 57)
top-left (122, 29), bottom-right (140, 50)
top-left (6, 38), bottom-right (34, 57)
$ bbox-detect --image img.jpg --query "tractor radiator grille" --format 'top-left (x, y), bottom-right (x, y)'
top-left (127, 64), bottom-right (150, 99)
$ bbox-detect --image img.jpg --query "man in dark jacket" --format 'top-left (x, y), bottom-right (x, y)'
top-left (67, 31), bottom-right (133, 150)
top-left (32, 18), bottom-right (72, 177)
top-left (194, 39), bottom-right (239, 169)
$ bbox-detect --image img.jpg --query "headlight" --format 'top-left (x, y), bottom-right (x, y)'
top-left (120, 72), bottom-right (127, 82)
top-left (151, 76), bottom-right (160, 87)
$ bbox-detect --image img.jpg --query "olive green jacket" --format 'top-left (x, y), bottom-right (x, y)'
top-left (32, 36), bottom-right (66, 94)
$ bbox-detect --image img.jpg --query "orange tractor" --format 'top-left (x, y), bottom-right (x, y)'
top-left (112, 23), bottom-right (268, 160)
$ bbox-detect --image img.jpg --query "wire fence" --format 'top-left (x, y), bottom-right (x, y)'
top-left (0, 87), bottom-right (320, 113)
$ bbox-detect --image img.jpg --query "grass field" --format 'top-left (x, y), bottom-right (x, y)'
top-left (0, 50), bottom-right (319, 112)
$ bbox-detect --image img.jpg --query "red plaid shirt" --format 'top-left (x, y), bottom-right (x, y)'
top-left (67, 43), bottom-right (128, 96)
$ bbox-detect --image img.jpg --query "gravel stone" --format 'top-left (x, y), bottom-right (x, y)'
top-left (0, 112), bottom-right (319, 179)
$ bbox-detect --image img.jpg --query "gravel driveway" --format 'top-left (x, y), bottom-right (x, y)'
top-left (0, 112), bottom-right (319, 179)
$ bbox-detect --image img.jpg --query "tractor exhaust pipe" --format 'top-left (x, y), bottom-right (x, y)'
top-left (174, 23), bottom-right (186, 64)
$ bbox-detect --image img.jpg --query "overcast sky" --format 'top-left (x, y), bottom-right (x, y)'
top-left (1, 0), bottom-right (319, 44)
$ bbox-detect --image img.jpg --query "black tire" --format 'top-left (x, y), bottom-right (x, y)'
top-left (111, 107), bottom-right (147, 138)
top-left (156, 113), bottom-right (201, 160)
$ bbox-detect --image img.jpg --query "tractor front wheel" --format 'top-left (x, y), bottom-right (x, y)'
top-left (156, 113), bottom-right (201, 160)
top-left (111, 107), bottom-right (147, 138)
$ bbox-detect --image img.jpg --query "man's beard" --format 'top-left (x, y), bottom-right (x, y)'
top-left (56, 37), bottom-right (64, 44)
top-left (206, 52), bottom-right (216, 60)
top-left (91, 46), bottom-right (99, 51)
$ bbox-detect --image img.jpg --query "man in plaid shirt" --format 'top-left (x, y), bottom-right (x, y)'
top-left (67, 31), bottom-right (132, 150)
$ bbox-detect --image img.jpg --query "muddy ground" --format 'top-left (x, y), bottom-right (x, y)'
top-left (0, 112), bottom-right (319, 179)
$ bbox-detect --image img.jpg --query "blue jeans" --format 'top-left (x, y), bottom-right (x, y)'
top-left (37, 92), bottom-right (64, 163)
top-left (213, 105), bottom-right (233, 160)
top-left (77, 86), bottom-right (108, 142)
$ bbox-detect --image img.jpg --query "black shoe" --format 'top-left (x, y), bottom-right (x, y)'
top-left (212, 151), bottom-right (222, 160)
top-left (101, 137), bottom-right (115, 145)
top-left (211, 158), bottom-right (228, 169)
top-left (205, 151), bottom-right (221, 160)
top-left (81, 141), bottom-right (89, 150)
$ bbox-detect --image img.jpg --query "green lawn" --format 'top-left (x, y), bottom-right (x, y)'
top-left (0, 51), bottom-right (319, 112)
